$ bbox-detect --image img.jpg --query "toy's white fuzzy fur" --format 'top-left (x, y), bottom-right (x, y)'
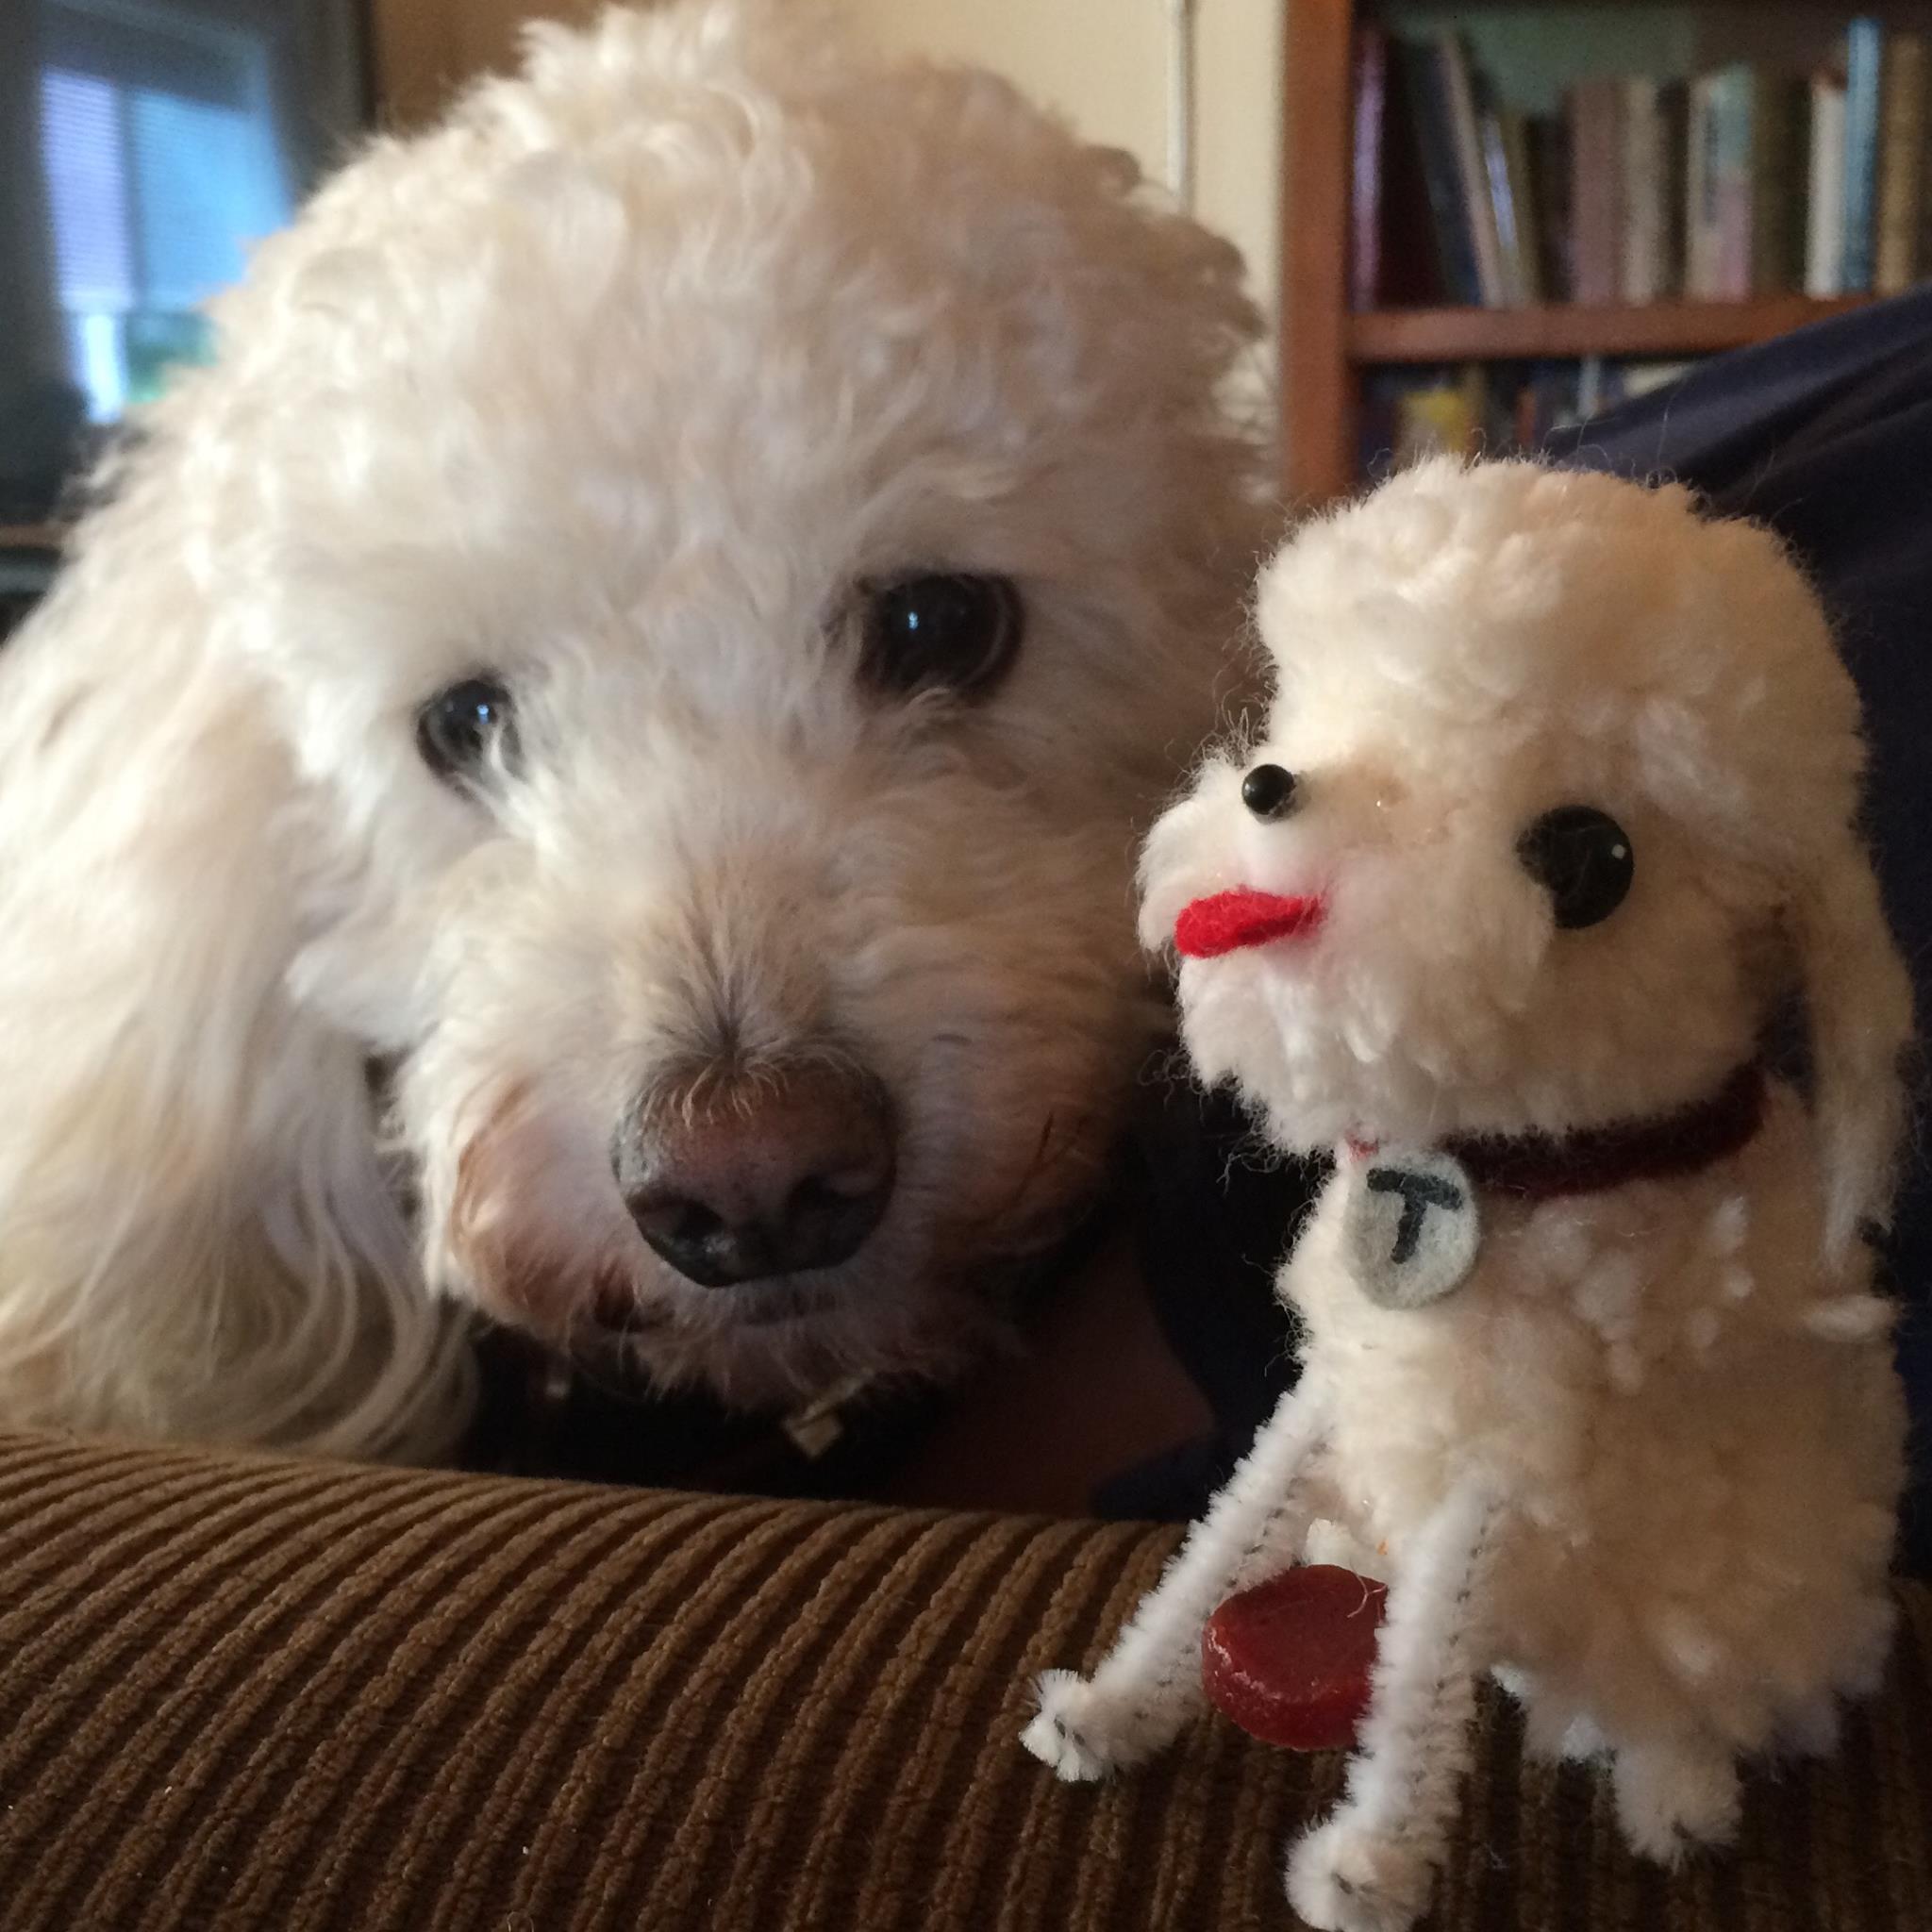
top-left (0, 1), bottom-right (1271, 1457)
top-left (1023, 458), bottom-right (1912, 1931)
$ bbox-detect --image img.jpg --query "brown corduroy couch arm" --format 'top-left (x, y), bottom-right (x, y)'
top-left (0, 1430), bottom-right (1926, 1932)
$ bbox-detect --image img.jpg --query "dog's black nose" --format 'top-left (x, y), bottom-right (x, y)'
top-left (1241, 763), bottom-right (1299, 820)
top-left (612, 1062), bottom-right (895, 1288)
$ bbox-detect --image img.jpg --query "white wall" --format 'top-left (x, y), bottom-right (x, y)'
top-left (832, 0), bottom-right (1282, 350)
top-left (837, 0), bottom-right (1171, 166)
top-left (1193, 0), bottom-right (1283, 343)
top-left (373, 0), bottom-right (1284, 361)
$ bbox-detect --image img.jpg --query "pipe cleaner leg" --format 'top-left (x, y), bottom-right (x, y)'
top-left (1286, 1479), bottom-right (1503, 1932)
top-left (1020, 1380), bottom-right (1330, 1781)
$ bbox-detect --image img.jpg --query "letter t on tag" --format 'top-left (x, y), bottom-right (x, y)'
top-left (1342, 1149), bottom-right (1479, 1309)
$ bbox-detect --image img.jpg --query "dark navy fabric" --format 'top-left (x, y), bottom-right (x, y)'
top-left (1129, 294), bottom-right (1932, 1572)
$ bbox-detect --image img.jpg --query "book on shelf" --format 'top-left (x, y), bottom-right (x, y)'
top-left (1352, 14), bottom-right (1931, 314)
top-left (1750, 73), bottom-right (1808, 297)
top-left (1394, 34), bottom-right (1483, 307)
top-left (1350, 26), bottom-right (1441, 309)
top-left (1525, 113), bottom-right (1572, 305)
top-left (1710, 66), bottom-right (1753, 301)
top-left (1840, 17), bottom-right (1883, 292)
top-left (1436, 33), bottom-right (1510, 307)
top-left (1570, 77), bottom-right (1622, 305)
top-left (1622, 77), bottom-right (1689, 304)
top-left (1876, 32), bottom-right (1927, 293)
top-left (1685, 71), bottom-right (1721, 298)
top-left (1360, 359), bottom-right (1696, 475)
top-left (1475, 63), bottom-right (1532, 306)
top-left (1352, 27), bottom-right (1390, 313)
top-left (1498, 108), bottom-right (1545, 304)
top-left (1807, 72), bottom-right (1849, 296)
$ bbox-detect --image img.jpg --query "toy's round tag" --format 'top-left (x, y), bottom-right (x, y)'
top-left (1343, 1147), bottom-right (1478, 1309)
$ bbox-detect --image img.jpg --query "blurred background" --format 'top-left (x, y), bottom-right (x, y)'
top-left (10, 1), bottom-right (1930, 608)
top-left (0, 0), bottom-right (1285, 634)
top-left (2, 2), bottom-right (359, 503)
top-left (361, 1), bottom-right (1932, 515)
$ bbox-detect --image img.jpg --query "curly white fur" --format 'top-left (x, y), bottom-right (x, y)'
top-left (1024, 458), bottom-right (1911, 1931)
top-left (0, 0), bottom-right (1273, 1457)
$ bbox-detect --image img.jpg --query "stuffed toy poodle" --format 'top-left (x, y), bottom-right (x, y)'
top-left (0, 0), bottom-right (1271, 1459)
top-left (1023, 458), bottom-right (1912, 1931)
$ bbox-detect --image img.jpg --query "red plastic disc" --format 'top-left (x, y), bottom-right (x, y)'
top-left (1202, 1565), bottom-right (1388, 1751)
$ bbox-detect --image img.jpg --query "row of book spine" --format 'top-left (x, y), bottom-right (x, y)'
top-left (1359, 359), bottom-right (1691, 477)
top-left (1354, 20), bottom-right (1931, 310)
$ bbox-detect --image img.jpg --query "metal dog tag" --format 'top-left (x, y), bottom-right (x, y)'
top-left (1343, 1148), bottom-right (1478, 1310)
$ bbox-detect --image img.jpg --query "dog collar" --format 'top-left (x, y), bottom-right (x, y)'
top-left (1347, 1062), bottom-right (1768, 1204)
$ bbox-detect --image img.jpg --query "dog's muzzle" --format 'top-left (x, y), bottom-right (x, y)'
top-left (611, 1060), bottom-right (896, 1289)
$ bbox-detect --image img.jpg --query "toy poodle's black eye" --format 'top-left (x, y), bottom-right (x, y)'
top-left (1241, 763), bottom-right (1299, 820)
top-left (861, 573), bottom-right (1023, 698)
top-left (417, 676), bottom-right (515, 784)
top-left (1518, 805), bottom-right (1634, 929)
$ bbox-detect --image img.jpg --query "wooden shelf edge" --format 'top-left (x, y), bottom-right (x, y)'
top-left (0, 524), bottom-right (69, 553)
top-left (1281, 0), bottom-right (1358, 506)
top-left (1348, 295), bottom-right (1874, 363)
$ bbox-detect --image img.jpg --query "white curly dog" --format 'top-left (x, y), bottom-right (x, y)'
top-left (0, 0), bottom-right (1271, 1461)
top-left (1024, 459), bottom-right (1911, 1931)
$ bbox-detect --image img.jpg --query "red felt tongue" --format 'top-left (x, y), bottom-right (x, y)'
top-left (1174, 889), bottom-right (1325, 959)
top-left (1202, 1565), bottom-right (1387, 1751)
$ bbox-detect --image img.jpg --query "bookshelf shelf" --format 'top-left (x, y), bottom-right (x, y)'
top-left (1279, 1), bottom-right (1917, 503)
top-left (1348, 293), bottom-right (1873, 360)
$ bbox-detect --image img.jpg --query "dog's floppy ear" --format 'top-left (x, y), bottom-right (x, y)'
top-left (0, 523), bottom-right (470, 1456)
top-left (1790, 830), bottom-right (1916, 1271)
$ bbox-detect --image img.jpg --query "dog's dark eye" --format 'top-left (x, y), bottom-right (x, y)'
top-left (417, 676), bottom-right (515, 784)
top-left (861, 573), bottom-right (1023, 698)
top-left (1517, 805), bottom-right (1634, 929)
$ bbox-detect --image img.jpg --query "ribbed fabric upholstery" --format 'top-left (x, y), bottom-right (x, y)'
top-left (0, 1431), bottom-right (1926, 1931)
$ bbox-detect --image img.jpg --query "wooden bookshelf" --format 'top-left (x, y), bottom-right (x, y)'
top-left (1349, 293), bottom-right (1870, 360)
top-left (1279, 1), bottom-right (1890, 503)
top-left (1284, 0), bottom-right (1359, 505)
top-left (371, 0), bottom-right (597, 130)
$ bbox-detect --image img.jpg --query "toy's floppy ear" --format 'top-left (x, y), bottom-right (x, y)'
top-left (1792, 833), bottom-right (1916, 1270)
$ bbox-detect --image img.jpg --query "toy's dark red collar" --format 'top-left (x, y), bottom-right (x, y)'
top-left (1348, 1063), bottom-right (1768, 1202)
